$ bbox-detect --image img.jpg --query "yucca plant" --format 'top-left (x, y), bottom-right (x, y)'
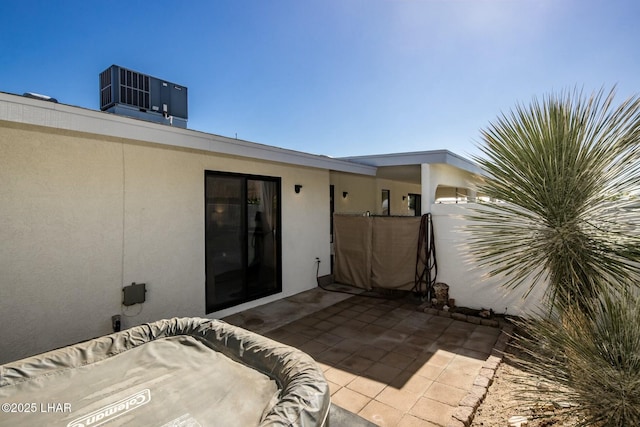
top-left (508, 288), bottom-right (640, 426)
top-left (468, 88), bottom-right (640, 425)
top-left (469, 88), bottom-right (640, 312)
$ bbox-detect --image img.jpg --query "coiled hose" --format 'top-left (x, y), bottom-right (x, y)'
top-left (414, 213), bottom-right (437, 299)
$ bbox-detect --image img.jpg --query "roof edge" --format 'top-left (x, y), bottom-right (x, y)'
top-left (339, 149), bottom-right (483, 175)
top-left (0, 91), bottom-right (377, 176)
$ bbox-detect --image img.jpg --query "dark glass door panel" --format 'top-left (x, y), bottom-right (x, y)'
top-left (205, 175), bottom-right (246, 310)
top-left (206, 172), bottom-right (281, 313)
top-left (247, 179), bottom-right (278, 297)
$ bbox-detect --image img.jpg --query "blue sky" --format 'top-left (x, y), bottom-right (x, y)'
top-left (1, 1), bottom-right (639, 158)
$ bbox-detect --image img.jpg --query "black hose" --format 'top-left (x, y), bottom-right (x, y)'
top-left (315, 259), bottom-right (405, 300)
top-left (414, 213), bottom-right (437, 300)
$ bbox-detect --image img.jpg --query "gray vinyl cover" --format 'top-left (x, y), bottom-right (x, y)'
top-left (0, 317), bottom-right (330, 427)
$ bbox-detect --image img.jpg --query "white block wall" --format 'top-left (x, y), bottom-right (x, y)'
top-left (431, 203), bottom-right (547, 316)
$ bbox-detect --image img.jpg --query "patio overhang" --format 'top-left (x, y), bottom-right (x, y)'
top-left (339, 150), bottom-right (485, 207)
top-left (339, 150), bottom-right (483, 183)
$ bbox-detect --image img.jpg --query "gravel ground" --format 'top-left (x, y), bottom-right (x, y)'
top-left (471, 346), bottom-right (581, 427)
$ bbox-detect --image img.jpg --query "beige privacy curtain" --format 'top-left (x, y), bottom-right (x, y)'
top-left (334, 215), bottom-right (373, 289)
top-left (370, 216), bottom-right (421, 290)
top-left (334, 215), bottom-right (421, 291)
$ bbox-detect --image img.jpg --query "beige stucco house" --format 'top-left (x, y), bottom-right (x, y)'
top-left (0, 91), bottom-right (497, 364)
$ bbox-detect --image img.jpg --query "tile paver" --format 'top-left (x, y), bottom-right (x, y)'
top-left (332, 387), bottom-right (371, 414)
top-left (389, 371), bottom-right (433, 395)
top-left (376, 386), bottom-right (421, 412)
top-left (338, 353), bottom-right (376, 374)
top-left (224, 287), bottom-right (501, 426)
top-left (360, 400), bottom-right (404, 426)
top-left (409, 359), bottom-right (444, 381)
top-left (423, 382), bottom-right (467, 406)
top-left (347, 376), bottom-right (387, 398)
top-left (298, 339), bottom-right (330, 355)
top-left (324, 367), bottom-right (358, 386)
top-left (397, 414), bottom-right (440, 427)
top-left (409, 397), bottom-right (457, 425)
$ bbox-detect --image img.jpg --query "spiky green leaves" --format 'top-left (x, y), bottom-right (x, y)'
top-left (509, 290), bottom-right (640, 426)
top-left (469, 88), bottom-right (640, 311)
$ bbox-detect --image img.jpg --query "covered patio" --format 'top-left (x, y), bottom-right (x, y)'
top-left (223, 285), bottom-right (509, 427)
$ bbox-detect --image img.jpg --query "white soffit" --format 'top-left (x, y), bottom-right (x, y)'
top-left (340, 150), bottom-right (483, 176)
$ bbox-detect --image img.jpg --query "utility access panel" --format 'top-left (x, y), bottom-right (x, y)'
top-left (99, 65), bottom-right (188, 128)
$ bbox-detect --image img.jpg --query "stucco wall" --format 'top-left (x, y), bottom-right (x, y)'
top-left (330, 172), bottom-right (377, 215)
top-left (430, 203), bottom-right (546, 316)
top-left (375, 178), bottom-right (422, 216)
top-left (0, 122), bottom-right (331, 364)
top-left (330, 172), bottom-right (422, 216)
top-left (331, 166), bottom-right (478, 215)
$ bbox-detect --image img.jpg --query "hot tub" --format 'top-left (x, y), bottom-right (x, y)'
top-left (0, 317), bottom-right (330, 426)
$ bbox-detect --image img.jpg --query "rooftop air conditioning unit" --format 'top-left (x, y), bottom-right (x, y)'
top-left (99, 65), bottom-right (188, 128)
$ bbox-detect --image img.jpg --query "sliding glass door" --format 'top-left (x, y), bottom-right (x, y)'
top-left (205, 171), bottom-right (281, 313)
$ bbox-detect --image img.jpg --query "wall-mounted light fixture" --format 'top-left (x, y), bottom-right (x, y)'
top-left (402, 195), bottom-right (407, 201)
top-left (342, 191), bottom-right (348, 199)
top-left (294, 184), bottom-right (303, 194)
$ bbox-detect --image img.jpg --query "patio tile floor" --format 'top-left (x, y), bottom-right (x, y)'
top-left (222, 287), bottom-right (501, 427)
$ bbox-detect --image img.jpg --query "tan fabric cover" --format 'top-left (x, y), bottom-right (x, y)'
top-left (371, 216), bottom-right (421, 290)
top-left (333, 215), bottom-right (421, 291)
top-left (333, 215), bottom-right (373, 290)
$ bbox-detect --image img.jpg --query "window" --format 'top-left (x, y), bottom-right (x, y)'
top-left (408, 193), bottom-right (422, 216)
top-left (381, 189), bottom-right (390, 216)
top-left (205, 171), bottom-right (281, 313)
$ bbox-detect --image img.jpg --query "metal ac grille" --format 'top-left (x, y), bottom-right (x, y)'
top-left (99, 69), bottom-right (112, 109)
top-left (118, 68), bottom-right (150, 110)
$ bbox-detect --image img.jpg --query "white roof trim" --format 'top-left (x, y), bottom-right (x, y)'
top-left (0, 92), bottom-right (377, 176)
top-left (340, 150), bottom-right (483, 175)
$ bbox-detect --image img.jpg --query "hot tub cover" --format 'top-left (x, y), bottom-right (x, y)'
top-left (0, 317), bottom-right (330, 426)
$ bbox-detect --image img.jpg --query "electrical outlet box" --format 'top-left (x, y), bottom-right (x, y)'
top-left (122, 282), bottom-right (146, 306)
top-left (111, 315), bottom-right (121, 332)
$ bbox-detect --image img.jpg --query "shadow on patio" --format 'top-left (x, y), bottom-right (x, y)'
top-left (223, 286), bottom-right (502, 427)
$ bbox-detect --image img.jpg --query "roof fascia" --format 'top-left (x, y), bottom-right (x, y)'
top-left (340, 150), bottom-right (483, 176)
top-left (0, 92), bottom-right (377, 176)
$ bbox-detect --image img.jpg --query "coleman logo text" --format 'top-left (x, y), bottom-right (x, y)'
top-left (67, 389), bottom-right (151, 427)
